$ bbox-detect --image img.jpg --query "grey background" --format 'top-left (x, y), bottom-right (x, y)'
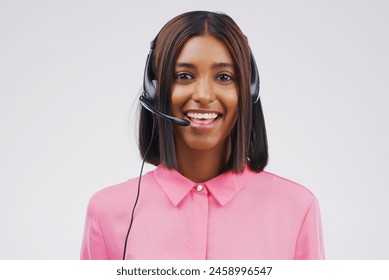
top-left (1, 0), bottom-right (388, 259)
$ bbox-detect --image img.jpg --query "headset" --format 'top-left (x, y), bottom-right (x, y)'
top-left (123, 38), bottom-right (261, 259)
top-left (139, 38), bottom-right (261, 126)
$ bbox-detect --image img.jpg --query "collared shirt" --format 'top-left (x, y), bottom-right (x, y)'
top-left (81, 165), bottom-right (325, 259)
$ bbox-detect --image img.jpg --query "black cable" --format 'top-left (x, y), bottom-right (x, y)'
top-left (122, 116), bottom-right (155, 260)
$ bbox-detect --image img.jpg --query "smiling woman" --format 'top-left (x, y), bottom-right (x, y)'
top-left (80, 11), bottom-right (325, 260)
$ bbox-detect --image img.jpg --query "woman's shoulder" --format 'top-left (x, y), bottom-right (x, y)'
top-left (248, 169), bottom-right (317, 204)
top-left (86, 169), bottom-right (156, 211)
top-left (259, 170), bottom-right (314, 193)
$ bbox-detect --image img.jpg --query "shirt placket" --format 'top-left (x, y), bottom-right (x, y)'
top-left (190, 184), bottom-right (208, 259)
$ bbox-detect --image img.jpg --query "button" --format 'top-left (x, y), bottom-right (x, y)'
top-left (196, 185), bottom-right (204, 192)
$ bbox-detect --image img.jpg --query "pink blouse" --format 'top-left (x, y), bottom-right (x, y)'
top-left (80, 165), bottom-right (324, 259)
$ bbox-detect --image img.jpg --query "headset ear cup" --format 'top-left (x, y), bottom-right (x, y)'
top-left (250, 53), bottom-right (260, 104)
top-left (142, 48), bottom-right (157, 106)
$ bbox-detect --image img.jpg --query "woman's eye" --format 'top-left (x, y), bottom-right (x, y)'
top-left (217, 73), bottom-right (233, 81)
top-left (175, 73), bottom-right (193, 80)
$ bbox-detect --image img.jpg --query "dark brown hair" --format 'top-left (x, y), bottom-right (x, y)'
top-left (139, 11), bottom-right (268, 173)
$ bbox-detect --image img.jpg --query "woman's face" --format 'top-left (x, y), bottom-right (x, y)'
top-left (171, 35), bottom-right (239, 153)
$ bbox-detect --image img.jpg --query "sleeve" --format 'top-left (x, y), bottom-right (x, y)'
top-left (294, 196), bottom-right (325, 260)
top-left (80, 197), bottom-right (109, 260)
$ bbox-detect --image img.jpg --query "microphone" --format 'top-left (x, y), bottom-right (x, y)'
top-left (139, 96), bottom-right (190, 126)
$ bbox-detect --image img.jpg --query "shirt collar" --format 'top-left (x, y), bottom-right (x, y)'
top-left (153, 165), bottom-right (256, 207)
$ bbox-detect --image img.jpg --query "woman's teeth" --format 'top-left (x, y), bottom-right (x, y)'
top-left (187, 112), bottom-right (218, 120)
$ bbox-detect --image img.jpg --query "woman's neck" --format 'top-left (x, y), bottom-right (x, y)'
top-left (175, 141), bottom-right (230, 183)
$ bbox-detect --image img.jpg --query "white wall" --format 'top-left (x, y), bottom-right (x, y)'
top-left (0, 0), bottom-right (388, 259)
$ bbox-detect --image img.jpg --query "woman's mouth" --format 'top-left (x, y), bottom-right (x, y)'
top-left (185, 112), bottom-right (221, 125)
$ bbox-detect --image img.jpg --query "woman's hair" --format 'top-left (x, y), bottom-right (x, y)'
top-left (139, 10), bottom-right (268, 173)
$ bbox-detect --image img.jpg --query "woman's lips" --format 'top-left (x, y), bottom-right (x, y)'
top-left (185, 111), bottom-right (221, 126)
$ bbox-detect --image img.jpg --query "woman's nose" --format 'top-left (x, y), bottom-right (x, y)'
top-left (192, 78), bottom-right (215, 104)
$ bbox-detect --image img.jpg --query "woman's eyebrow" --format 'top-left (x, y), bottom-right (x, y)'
top-left (213, 62), bottom-right (235, 69)
top-left (175, 62), bottom-right (195, 68)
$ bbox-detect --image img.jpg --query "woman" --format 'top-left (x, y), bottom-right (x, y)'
top-left (81, 11), bottom-right (324, 260)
